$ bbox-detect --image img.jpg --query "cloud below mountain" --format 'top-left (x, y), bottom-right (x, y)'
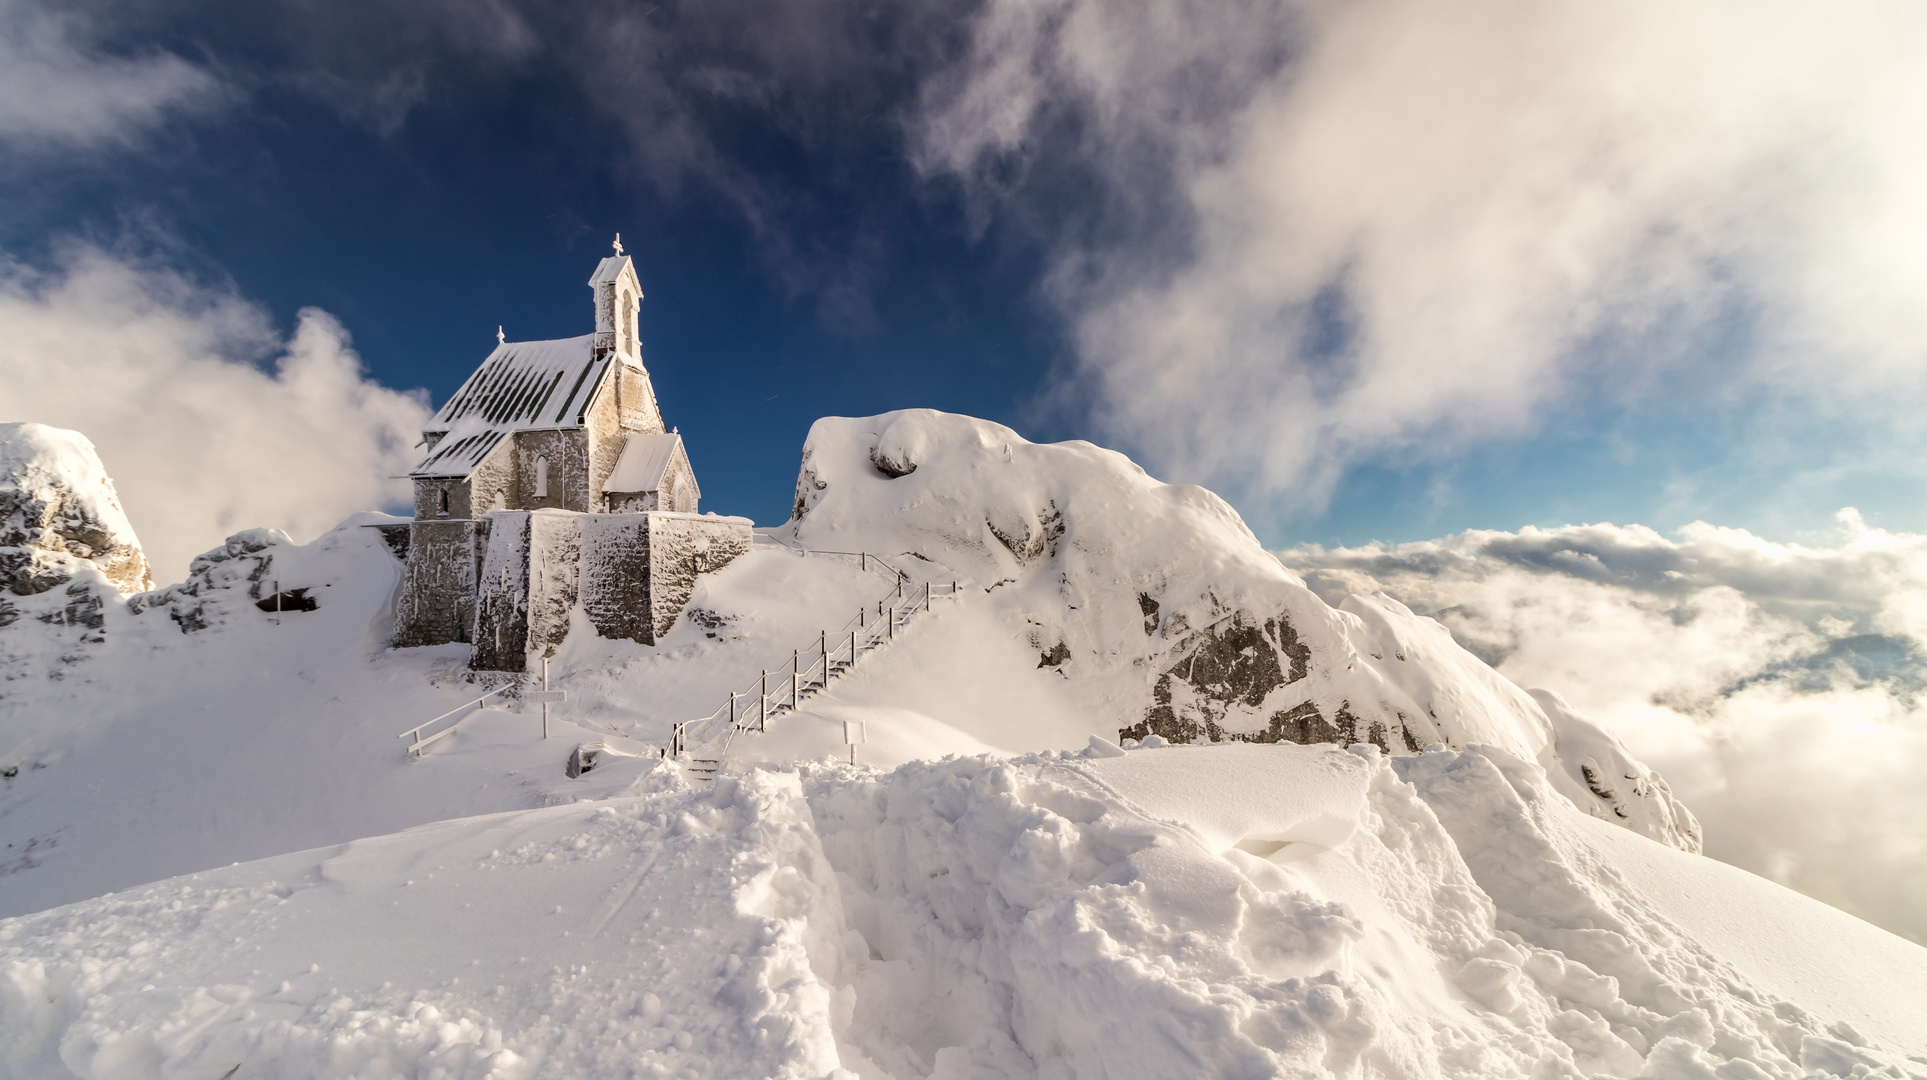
top-left (1284, 511), bottom-right (1927, 943)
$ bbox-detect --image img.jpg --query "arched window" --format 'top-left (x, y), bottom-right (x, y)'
top-left (534, 456), bottom-right (549, 498)
top-left (438, 487), bottom-right (450, 515)
top-left (621, 290), bottom-right (634, 355)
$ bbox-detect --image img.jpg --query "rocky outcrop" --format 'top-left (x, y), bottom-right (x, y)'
top-left (0, 423), bottom-right (151, 598)
top-left (128, 529), bottom-right (288, 633)
top-left (784, 409), bottom-right (1702, 852)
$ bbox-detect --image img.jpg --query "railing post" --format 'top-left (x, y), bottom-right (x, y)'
top-left (792, 649), bottom-right (799, 709)
top-left (820, 630), bottom-right (827, 683)
top-left (760, 670), bottom-right (767, 732)
top-left (849, 630), bottom-right (857, 668)
top-left (729, 690), bottom-right (737, 730)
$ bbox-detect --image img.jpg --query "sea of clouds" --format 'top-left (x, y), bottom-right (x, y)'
top-left (1285, 514), bottom-right (1927, 944)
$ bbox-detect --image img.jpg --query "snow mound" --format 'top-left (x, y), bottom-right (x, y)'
top-left (0, 423), bottom-right (149, 598)
top-left (784, 410), bottom-right (1699, 850)
top-left (3, 745), bottom-right (1919, 1080)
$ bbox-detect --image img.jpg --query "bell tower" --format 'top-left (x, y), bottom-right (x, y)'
top-left (589, 234), bottom-right (644, 363)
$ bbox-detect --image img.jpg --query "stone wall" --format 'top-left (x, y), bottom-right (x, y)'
top-left (466, 443), bottom-right (516, 518)
top-left (513, 430), bottom-right (592, 513)
top-left (644, 513), bottom-right (751, 641)
top-left (392, 519), bottom-right (483, 647)
top-left (411, 477), bottom-right (472, 521)
top-left (526, 511), bottom-right (582, 660)
top-left (585, 364), bottom-right (666, 510)
top-left (463, 510), bottom-right (750, 667)
top-left (579, 513), bottom-right (652, 643)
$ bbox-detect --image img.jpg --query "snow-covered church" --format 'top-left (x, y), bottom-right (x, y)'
top-left (390, 240), bottom-right (750, 669)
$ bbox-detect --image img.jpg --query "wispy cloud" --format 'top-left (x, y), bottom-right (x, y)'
top-left (915, 0), bottom-right (1927, 513)
top-left (0, 0), bottom-right (225, 147)
top-left (1285, 512), bottom-right (1927, 942)
top-left (0, 245), bottom-right (430, 582)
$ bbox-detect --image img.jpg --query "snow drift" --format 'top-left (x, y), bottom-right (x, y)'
top-left (3, 410), bottom-right (1916, 1079)
top-left (2, 745), bottom-right (1920, 1080)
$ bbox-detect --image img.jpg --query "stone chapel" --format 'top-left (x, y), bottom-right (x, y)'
top-left (389, 240), bottom-right (751, 670)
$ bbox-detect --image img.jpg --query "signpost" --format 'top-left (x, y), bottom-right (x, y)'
top-left (843, 720), bottom-right (866, 766)
top-left (524, 657), bottom-right (568, 738)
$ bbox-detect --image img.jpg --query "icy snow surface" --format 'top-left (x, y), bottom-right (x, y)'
top-left (3, 746), bottom-right (1921, 1079)
top-left (0, 410), bottom-right (1919, 1077)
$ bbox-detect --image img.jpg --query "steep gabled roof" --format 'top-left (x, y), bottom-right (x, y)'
top-left (589, 254), bottom-right (637, 287)
top-left (412, 335), bottom-right (607, 478)
top-left (601, 432), bottom-right (690, 494)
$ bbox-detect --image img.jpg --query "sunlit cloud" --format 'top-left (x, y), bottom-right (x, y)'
top-left (1284, 512), bottom-right (1927, 942)
top-left (0, 245), bottom-right (430, 583)
top-left (915, 0), bottom-right (1927, 512)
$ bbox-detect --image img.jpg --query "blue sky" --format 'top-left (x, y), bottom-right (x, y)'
top-left (5, 0), bottom-right (1925, 551)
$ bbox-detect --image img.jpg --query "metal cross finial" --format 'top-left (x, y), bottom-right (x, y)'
top-left (613, 233), bottom-right (624, 256)
top-left (497, 325), bottom-right (505, 344)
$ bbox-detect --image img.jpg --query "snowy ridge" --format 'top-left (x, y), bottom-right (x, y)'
top-left (785, 410), bottom-right (1699, 849)
top-left (2, 745), bottom-right (1920, 1079)
top-left (1, 414), bottom-right (1918, 1078)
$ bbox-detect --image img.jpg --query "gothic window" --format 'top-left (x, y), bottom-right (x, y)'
top-left (534, 456), bottom-right (549, 498)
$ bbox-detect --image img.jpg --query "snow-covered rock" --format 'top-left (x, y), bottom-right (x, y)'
top-left (0, 423), bottom-right (149, 598)
top-left (783, 410), bottom-right (1700, 850)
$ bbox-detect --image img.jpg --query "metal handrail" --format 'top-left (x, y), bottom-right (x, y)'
top-left (398, 682), bottom-right (515, 757)
top-left (671, 577), bottom-right (963, 768)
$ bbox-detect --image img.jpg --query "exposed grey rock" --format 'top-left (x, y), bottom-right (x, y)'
top-left (128, 529), bottom-right (288, 633)
top-left (0, 423), bottom-right (151, 598)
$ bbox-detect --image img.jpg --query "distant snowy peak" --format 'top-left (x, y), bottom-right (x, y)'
top-left (788, 409), bottom-right (1700, 850)
top-left (0, 422), bottom-right (150, 597)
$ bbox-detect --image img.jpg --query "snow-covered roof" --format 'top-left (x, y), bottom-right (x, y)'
top-left (601, 432), bottom-right (686, 493)
top-left (412, 335), bottom-right (607, 478)
top-left (588, 254), bottom-right (636, 287)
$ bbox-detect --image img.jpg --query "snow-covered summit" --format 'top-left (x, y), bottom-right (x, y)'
top-left (783, 410), bottom-right (1699, 850)
top-left (0, 422), bottom-right (149, 597)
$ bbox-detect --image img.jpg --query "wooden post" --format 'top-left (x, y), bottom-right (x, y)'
top-left (848, 630), bottom-right (857, 669)
top-left (729, 690), bottom-right (737, 730)
top-left (542, 656), bottom-right (550, 740)
top-left (820, 630), bottom-right (827, 683)
top-left (760, 670), bottom-right (767, 732)
top-left (792, 649), bottom-right (799, 709)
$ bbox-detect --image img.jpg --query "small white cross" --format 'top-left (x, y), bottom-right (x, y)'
top-left (613, 233), bottom-right (624, 256)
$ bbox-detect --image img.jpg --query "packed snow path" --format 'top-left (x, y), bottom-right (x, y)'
top-left (3, 743), bottom-right (1922, 1080)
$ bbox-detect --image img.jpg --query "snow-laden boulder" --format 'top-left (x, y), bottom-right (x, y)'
top-left (128, 527), bottom-right (292, 633)
top-left (0, 423), bottom-right (150, 597)
top-left (785, 410), bottom-right (1700, 850)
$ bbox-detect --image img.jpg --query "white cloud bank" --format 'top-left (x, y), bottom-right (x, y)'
top-left (0, 247), bottom-right (430, 583)
top-left (916, 0), bottom-right (1927, 510)
top-left (1285, 512), bottom-right (1927, 943)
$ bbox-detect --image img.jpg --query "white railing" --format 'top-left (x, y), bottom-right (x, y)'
top-left (398, 682), bottom-right (515, 757)
top-left (670, 548), bottom-right (961, 773)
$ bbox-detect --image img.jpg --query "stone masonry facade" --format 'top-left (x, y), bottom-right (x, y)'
top-left (389, 242), bottom-right (749, 669)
